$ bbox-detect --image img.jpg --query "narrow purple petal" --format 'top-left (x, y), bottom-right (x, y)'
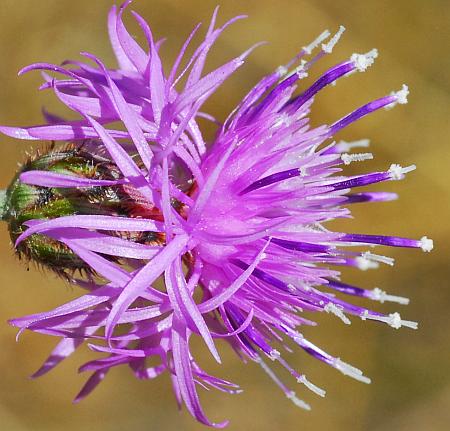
top-left (16, 215), bottom-right (163, 246)
top-left (104, 234), bottom-right (189, 341)
top-left (108, 5), bottom-right (137, 71)
top-left (73, 370), bottom-right (108, 403)
top-left (171, 319), bottom-right (227, 428)
top-left (81, 52), bottom-right (154, 170)
top-left (339, 233), bottom-right (425, 249)
top-left (20, 171), bottom-right (125, 188)
top-left (330, 95), bottom-right (396, 135)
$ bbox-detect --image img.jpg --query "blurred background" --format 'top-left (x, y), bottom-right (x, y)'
top-left (0, 0), bottom-right (449, 430)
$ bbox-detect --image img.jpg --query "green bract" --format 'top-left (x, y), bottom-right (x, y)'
top-left (0, 144), bottom-right (162, 278)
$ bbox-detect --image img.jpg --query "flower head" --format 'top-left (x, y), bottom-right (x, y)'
top-left (0, 2), bottom-right (432, 427)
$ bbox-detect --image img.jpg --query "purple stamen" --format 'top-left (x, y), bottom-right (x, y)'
top-left (231, 259), bottom-right (291, 293)
top-left (339, 233), bottom-right (423, 249)
top-left (271, 237), bottom-right (330, 253)
top-left (327, 171), bottom-right (390, 191)
top-left (345, 192), bottom-right (398, 204)
top-left (239, 168), bottom-right (301, 195)
top-left (286, 61), bottom-right (355, 111)
top-left (325, 279), bottom-right (367, 297)
top-left (330, 95), bottom-right (396, 135)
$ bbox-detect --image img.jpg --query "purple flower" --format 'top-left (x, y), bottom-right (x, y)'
top-left (0, 2), bottom-right (433, 427)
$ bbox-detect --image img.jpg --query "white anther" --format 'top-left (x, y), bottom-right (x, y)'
top-left (388, 313), bottom-right (419, 330)
top-left (388, 312), bottom-right (403, 329)
top-left (420, 236), bottom-right (433, 252)
top-left (312, 223), bottom-right (329, 233)
top-left (355, 256), bottom-right (379, 271)
top-left (280, 60), bottom-right (308, 84)
top-left (291, 331), bottom-right (304, 342)
top-left (362, 251), bottom-right (395, 266)
top-left (322, 26), bottom-right (346, 53)
top-left (350, 48), bottom-right (379, 72)
top-left (287, 283), bottom-right (297, 293)
top-left (208, 279), bottom-right (220, 290)
top-left (286, 391), bottom-right (311, 410)
top-left (299, 166), bottom-right (308, 177)
top-left (386, 84), bottom-right (409, 109)
top-left (388, 163), bottom-right (416, 180)
top-left (303, 29), bottom-right (331, 55)
top-left (369, 287), bottom-right (410, 305)
top-left (335, 139), bottom-right (370, 153)
top-left (273, 113), bottom-right (291, 128)
top-left (334, 358), bottom-right (371, 384)
top-left (341, 152), bottom-right (374, 165)
top-left (297, 375), bottom-right (326, 397)
top-left (301, 283), bottom-right (312, 292)
top-left (276, 65), bottom-right (288, 77)
top-left (324, 302), bottom-right (351, 325)
top-left (269, 349), bottom-right (281, 361)
top-left (393, 84), bottom-right (409, 104)
top-left (360, 311), bottom-right (418, 330)
top-left (292, 60), bottom-right (308, 79)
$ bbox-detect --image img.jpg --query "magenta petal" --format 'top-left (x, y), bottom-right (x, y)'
top-left (81, 52), bottom-right (154, 170)
top-left (132, 11), bottom-right (166, 126)
top-left (199, 240), bottom-right (270, 313)
top-left (172, 318), bottom-right (228, 428)
top-left (107, 5), bottom-right (137, 72)
top-left (20, 171), bottom-right (125, 188)
top-left (16, 215), bottom-right (163, 246)
top-left (31, 335), bottom-right (89, 378)
top-left (115, 1), bottom-right (148, 74)
top-left (73, 370), bottom-right (108, 403)
top-left (0, 125), bottom-right (40, 140)
top-left (80, 113), bottom-right (155, 202)
top-left (104, 234), bottom-right (189, 341)
top-left (44, 228), bottom-right (161, 260)
top-left (9, 284), bottom-right (118, 329)
top-left (170, 259), bottom-right (221, 363)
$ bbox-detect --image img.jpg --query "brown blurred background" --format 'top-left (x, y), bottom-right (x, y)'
top-left (0, 1), bottom-right (449, 430)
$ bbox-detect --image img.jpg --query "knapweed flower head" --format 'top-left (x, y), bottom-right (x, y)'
top-left (0, 2), bottom-right (433, 427)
